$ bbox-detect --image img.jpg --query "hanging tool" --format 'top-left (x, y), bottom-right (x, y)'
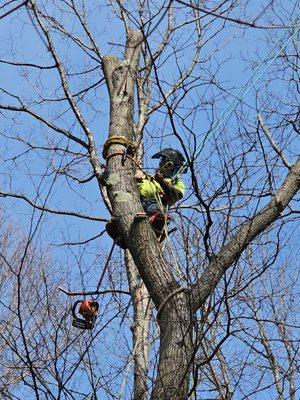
top-left (72, 299), bottom-right (99, 330)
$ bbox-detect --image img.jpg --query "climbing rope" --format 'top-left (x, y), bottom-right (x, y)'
top-left (195, 20), bottom-right (300, 157)
top-left (93, 242), bottom-right (116, 299)
top-left (162, 232), bottom-right (187, 280)
top-left (156, 286), bottom-right (187, 320)
top-left (102, 135), bottom-right (137, 160)
top-left (116, 339), bottom-right (139, 400)
top-left (103, 136), bottom-right (187, 250)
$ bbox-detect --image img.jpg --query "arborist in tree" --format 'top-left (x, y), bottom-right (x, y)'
top-left (106, 148), bottom-right (187, 248)
top-left (135, 148), bottom-right (186, 229)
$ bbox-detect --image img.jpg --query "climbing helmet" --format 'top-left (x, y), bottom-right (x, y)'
top-left (152, 148), bottom-right (187, 177)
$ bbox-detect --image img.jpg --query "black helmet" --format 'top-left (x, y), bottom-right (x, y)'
top-left (152, 148), bottom-right (187, 178)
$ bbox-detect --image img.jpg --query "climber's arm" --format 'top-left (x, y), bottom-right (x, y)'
top-left (154, 172), bottom-right (184, 205)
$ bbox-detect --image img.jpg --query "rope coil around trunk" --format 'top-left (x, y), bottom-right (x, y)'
top-left (102, 135), bottom-right (136, 159)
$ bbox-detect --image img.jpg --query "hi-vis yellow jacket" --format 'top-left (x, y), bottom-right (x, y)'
top-left (137, 177), bottom-right (185, 200)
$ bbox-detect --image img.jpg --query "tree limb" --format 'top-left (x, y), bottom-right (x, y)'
top-left (58, 287), bottom-right (131, 296)
top-left (258, 113), bottom-right (292, 169)
top-left (192, 159), bottom-right (300, 310)
top-left (0, 191), bottom-right (108, 222)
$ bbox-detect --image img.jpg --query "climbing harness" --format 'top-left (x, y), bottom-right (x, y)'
top-left (141, 156), bottom-right (186, 242)
top-left (103, 143), bottom-right (187, 245)
top-left (72, 299), bottom-right (99, 330)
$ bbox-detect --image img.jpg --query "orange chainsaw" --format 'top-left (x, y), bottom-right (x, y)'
top-left (72, 300), bottom-right (99, 330)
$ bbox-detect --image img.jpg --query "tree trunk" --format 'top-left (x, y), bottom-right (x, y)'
top-left (152, 293), bottom-right (194, 400)
top-left (126, 252), bottom-right (152, 400)
top-left (103, 29), bottom-right (195, 399)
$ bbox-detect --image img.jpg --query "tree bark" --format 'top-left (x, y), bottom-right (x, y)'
top-left (102, 30), bottom-right (180, 308)
top-left (152, 292), bottom-right (194, 400)
top-left (126, 252), bottom-right (152, 400)
top-left (103, 29), bottom-right (186, 398)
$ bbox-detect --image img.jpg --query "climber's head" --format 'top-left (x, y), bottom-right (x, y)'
top-left (152, 148), bottom-right (187, 178)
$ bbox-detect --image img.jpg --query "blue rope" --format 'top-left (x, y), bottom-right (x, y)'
top-left (195, 20), bottom-right (300, 158)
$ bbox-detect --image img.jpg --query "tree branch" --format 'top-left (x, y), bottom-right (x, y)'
top-left (0, 191), bottom-right (108, 222)
top-left (192, 159), bottom-right (300, 310)
top-left (175, 0), bottom-right (293, 29)
top-left (258, 113), bottom-right (292, 169)
top-left (0, 103), bottom-right (89, 149)
top-left (30, 1), bottom-right (104, 182)
top-left (58, 287), bottom-right (131, 297)
top-left (0, 0), bottom-right (29, 20)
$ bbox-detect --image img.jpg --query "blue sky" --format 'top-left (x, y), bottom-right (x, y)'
top-left (0, 1), bottom-right (299, 398)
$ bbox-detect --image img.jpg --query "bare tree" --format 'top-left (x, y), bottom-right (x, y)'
top-left (0, 0), bottom-right (299, 399)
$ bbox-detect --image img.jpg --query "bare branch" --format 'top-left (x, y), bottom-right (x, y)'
top-left (192, 159), bottom-right (300, 310)
top-left (29, 1), bottom-right (104, 181)
top-left (258, 113), bottom-right (292, 169)
top-left (0, 0), bottom-right (29, 20)
top-left (0, 191), bottom-right (108, 222)
top-left (0, 103), bottom-right (89, 149)
top-left (175, 0), bottom-right (297, 29)
top-left (0, 59), bottom-right (56, 69)
top-left (58, 286), bottom-right (131, 297)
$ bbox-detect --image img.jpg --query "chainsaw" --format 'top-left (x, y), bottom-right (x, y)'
top-left (72, 299), bottom-right (99, 330)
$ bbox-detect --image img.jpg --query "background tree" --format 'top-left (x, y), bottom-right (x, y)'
top-left (0, 1), bottom-right (299, 399)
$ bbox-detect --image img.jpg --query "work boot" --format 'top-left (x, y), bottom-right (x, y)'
top-left (150, 212), bottom-right (167, 233)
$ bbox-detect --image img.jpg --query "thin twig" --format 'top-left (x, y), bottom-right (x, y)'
top-left (0, 0), bottom-right (29, 20)
top-left (258, 113), bottom-right (292, 169)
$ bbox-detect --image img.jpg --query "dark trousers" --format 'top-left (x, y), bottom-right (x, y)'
top-left (141, 197), bottom-right (166, 215)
